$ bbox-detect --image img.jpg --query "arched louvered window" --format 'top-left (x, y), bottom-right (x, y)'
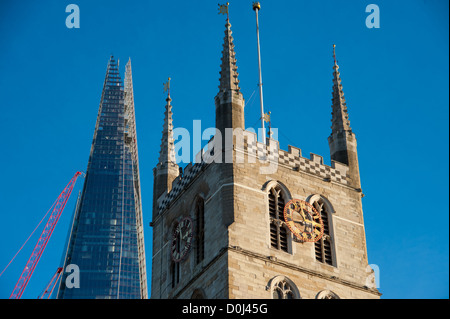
top-left (268, 186), bottom-right (288, 252)
top-left (195, 197), bottom-right (205, 264)
top-left (313, 199), bottom-right (334, 266)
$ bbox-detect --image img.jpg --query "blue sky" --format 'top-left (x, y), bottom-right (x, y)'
top-left (0, 0), bottom-right (448, 299)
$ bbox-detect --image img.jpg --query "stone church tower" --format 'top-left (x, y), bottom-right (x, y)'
top-left (150, 12), bottom-right (381, 299)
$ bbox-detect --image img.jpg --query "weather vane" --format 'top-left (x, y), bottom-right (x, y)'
top-left (163, 77), bottom-right (171, 96)
top-left (264, 111), bottom-right (272, 139)
top-left (218, 2), bottom-right (229, 21)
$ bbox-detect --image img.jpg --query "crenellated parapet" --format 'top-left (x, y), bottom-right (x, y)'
top-left (278, 147), bottom-right (349, 185)
top-left (156, 130), bottom-right (350, 216)
top-left (234, 130), bottom-right (349, 185)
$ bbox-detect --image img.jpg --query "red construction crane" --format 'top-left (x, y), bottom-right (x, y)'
top-left (9, 171), bottom-right (83, 299)
top-left (37, 267), bottom-right (63, 299)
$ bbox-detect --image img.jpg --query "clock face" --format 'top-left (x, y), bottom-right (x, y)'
top-left (283, 199), bottom-right (324, 242)
top-left (171, 217), bottom-right (194, 262)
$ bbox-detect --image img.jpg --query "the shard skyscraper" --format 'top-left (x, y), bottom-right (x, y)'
top-left (57, 56), bottom-right (147, 299)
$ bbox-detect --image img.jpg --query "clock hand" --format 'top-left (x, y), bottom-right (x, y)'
top-left (309, 220), bottom-right (322, 228)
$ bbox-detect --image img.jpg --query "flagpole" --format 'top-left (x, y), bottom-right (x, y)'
top-left (253, 2), bottom-right (266, 144)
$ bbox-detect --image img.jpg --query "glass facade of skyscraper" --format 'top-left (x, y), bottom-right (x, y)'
top-left (57, 57), bottom-right (147, 299)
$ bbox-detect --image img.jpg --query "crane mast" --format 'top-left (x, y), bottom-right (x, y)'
top-left (38, 267), bottom-right (63, 299)
top-left (9, 171), bottom-right (83, 299)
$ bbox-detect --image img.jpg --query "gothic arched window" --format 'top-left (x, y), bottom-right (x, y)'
top-left (311, 197), bottom-right (334, 266)
top-left (268, 185), bottom-right (289, 252)
top-left (273, 280), bottom-right (295, 299)
top-left (195, 197), bottom-right (205, 264)
top-left (268, 276), bottom-right (300, 299)
top-left (316, 290), bottom-right (340, 299)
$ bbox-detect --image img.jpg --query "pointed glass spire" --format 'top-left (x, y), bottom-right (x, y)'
top-left (124, 58), bottom-right (134, 102)
top-left (124, 58), bottom-right (148, 297)
top-left (104, 55), bottom-right (122, 88)
top-left (124, 58), bottom-right (137, 143)
top-left (331, 44), bottom-right (352, 133)
top-left (58, 56), bottom-right (147, 299)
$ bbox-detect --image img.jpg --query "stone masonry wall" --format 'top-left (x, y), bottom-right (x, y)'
top-left (228, 132), bottom-right (379, 298)
top-left (151, 131), bottom-right (379, 299)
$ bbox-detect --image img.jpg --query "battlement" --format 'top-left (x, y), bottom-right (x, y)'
top-left (157, 131), bottom-right (349, 215)
top-left (235, 130), bottom-right (349, 185)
